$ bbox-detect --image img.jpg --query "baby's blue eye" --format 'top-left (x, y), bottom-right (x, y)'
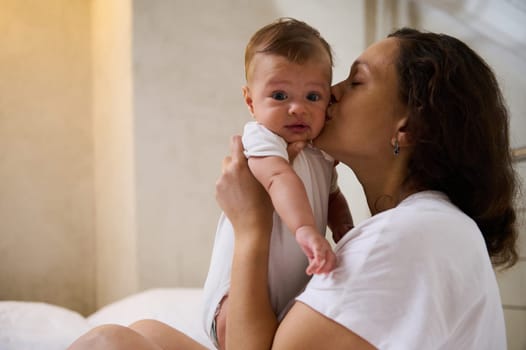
top-left (307, 93), bottom-right (321, 102)
top-left (272, 92), bottom-right (287, 100)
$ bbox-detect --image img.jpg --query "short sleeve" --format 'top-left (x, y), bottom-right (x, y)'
top-left (296, 218), bottom-right (412, 348)
top-left (296, 192), bottom-right (506, 349)
top-left (242, 122), bottom-right (288, 161)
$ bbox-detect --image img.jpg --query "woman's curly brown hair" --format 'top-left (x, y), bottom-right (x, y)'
top-left (389, 28), bottom-right (519, 268)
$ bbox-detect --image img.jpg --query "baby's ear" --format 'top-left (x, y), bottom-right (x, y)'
top-left (242, 86), bottom-right (255, 116)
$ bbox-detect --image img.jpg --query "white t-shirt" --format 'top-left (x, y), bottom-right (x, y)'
top-left (202, 122), bottom-right (337, 342)
top-left (297, 191), bottom-right (506, 350)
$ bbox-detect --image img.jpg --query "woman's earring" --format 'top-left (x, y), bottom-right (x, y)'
top-left (393, 139), bottom-right (400, 155)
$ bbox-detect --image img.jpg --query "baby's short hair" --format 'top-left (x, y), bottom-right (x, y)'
top-left (244, 17), bottom-right (333, 81)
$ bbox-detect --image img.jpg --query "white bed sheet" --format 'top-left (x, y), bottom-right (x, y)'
top-left (0, 288), bottom-right (213, 350)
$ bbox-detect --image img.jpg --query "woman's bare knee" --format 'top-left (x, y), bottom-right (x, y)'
top-left (67, 324), bottom-right (161, 350)
top-left (130, 318), bottom-right (208, 350)
top-left (130, 318), bottom-right (167, 333)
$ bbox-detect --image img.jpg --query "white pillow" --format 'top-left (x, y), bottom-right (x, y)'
top-left (87, 288), bottom-right (213, 348)
top-left (0, 301), bottom-right (90, 350)
top-left (0, 288), bottom-right (213, 350)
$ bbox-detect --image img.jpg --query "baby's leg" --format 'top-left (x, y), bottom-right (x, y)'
top-left (213, 296), bottom-right (228, 350)
top-left (295, 225), bottom-right (337, 275)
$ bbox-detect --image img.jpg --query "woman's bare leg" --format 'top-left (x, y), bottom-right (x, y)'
top-left (130, 319), bottom-right (208, 350)
top-left (67, 324), bottom-right (163, 350)
top-left (68, 321), bottom-right (208, 350)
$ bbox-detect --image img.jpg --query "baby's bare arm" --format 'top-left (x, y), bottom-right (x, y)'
top-left (247, 156), bottom-right (336, 274)
top-left (247, 156), bottom-right (316, 232)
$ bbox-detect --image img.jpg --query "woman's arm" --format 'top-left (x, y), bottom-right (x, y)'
top-left (215, 136), bottom-right (278, 350)
top-left (272, 302), bottom-right (376, 350)
top-left (216, 136), bottom-right (375, 350)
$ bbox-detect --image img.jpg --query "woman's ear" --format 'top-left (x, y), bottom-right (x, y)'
top-left (242, 86), bottom-right (255, 116)
top-left (391, 115), bottom-right (411, 149)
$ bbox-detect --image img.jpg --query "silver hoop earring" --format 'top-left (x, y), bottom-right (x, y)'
top-left (393, 140), bottom-right (400, 155)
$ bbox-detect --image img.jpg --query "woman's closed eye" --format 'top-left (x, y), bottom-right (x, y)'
top-left (350, 79), bottom-right (363, 87)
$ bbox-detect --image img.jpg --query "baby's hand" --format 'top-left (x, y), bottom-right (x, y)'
top-left (296, 226), bottom-right (337, 275)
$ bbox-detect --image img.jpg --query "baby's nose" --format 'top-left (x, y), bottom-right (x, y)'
top-left (288, 100), bottom-right (307, 115)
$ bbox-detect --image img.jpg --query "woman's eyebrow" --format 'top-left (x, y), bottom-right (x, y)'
top-left (352, 60), bottom-right (371, 74)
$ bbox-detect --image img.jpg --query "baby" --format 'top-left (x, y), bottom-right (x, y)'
top-left (203, 17), bottom-right (353, 349)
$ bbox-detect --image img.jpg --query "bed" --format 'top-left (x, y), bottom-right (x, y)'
top-left (0, 288), bottom-right (214, 350)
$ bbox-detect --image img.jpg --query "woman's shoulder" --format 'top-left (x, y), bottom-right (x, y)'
top-left (296, 193), bottom-right (501, 349)
top-left (347, 191), bottom-right (477, 241)
top-left (388, 190), bottom-right (481, 244)
top-left (334, 190), bottom-right (485, 269)
top-left (273, 302), bottom-right (376, 350)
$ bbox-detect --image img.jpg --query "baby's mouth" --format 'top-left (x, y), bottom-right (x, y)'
top-left (286, 123), bottom-right (309, 133)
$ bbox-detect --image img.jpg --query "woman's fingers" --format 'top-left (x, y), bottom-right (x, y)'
top-left (216, 135), bottom-right (273, 234)
top-left (230, 135), bottom-right (246, 163)
top-left (220, 136), bottom-right (243, 175)
top-left (221, 156), bottom-right (231, 174)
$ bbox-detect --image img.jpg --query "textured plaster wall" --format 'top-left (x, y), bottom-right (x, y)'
top-left (130, 0), bottom-right (368, 291)
top-left (92, 0), bottom-right (138, 309)
top-left (131, 0), bottom-right (279, 292)
top-left (0, 0), bottom-right (368, 313)
top-left (0, 0), bottom-right (95, 314)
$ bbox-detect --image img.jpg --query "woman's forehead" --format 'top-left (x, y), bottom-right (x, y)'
top-left (351, 38), bottom-right (399, 76)
top-left (355, 38), bottom-right (399, 74)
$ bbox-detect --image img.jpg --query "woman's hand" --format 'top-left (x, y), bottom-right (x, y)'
top-left (217, 136), bottom-right (278, 350)
top-left (215, 135), bottom-right (273, 237)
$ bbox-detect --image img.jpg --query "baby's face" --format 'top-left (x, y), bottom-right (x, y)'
top-left (243, 54), bottom-right (331, 143)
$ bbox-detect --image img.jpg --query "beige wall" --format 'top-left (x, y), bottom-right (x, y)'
top-left (130, 0), bottom-right (368, 292)
top-left (131, 0), bottom-right (279, 291)
top-left (92, 0), bottom-right (138, 309)
top-left (0, 0), bottom-right (95, 315)
top-left (0, 0), bottom-right (367, 314)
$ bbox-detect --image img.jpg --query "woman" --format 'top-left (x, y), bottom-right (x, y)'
top-left (68, 28), bottom-right (518, 350)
